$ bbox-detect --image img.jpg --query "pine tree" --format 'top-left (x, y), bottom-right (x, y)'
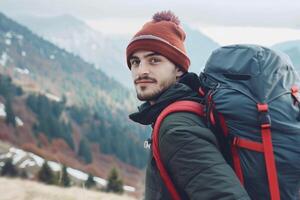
top-left (78, 137), bottom-right (92, 164)
top-left (60, 165), bottom-right (71, 187)
top-left (38, 161), bottom-right (55, 184)
top-left (1, 158), bottom-right (18, 177)
top-left (106, 168), bottom-right (124, 194)
top-left (85, 173), bottom-right (96, 189)
top-left (5, 97), bottom-right (16, 127)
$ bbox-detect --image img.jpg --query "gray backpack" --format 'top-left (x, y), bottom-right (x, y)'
top-left (200, 44), bottom-right (300, 200)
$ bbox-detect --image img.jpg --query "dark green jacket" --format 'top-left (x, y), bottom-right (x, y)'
top-left (130, 73), bottom-right (250, 200)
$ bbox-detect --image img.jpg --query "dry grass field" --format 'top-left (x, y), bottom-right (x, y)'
top-left (0, 177), bottom-right (137, 200)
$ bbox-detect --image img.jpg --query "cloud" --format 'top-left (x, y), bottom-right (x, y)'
top-left (200, 26), bottom-right (300, 46)
top-left (1, 0), bottom-right (300, 28)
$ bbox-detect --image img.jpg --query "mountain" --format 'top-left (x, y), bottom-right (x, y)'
top-left (13, 14), bottom-right (133, 87)
top-left (184, 24), bottom-right (220, 74)
top-left (272, 40), bottom-right (300, 70)
top-left (0, 12), bottom-right (148, 196)
top-left (0, 13), bottom-right (137, 108)
top-left (12, 14), bottom-right (220, 87)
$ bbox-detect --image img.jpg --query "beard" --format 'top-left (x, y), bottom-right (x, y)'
top-left (136, 86), bottom-right (163, 101)
top-left (135, 77), bottom-right (176, 102)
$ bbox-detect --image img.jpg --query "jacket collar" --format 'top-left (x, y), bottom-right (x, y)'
top-left (129, 73), bottom-right (202, 125)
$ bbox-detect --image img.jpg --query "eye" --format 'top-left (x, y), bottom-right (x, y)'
top-left (130, 59), bottom-right (140, 68)
top-left (149, 57), bottom-right (161, 65)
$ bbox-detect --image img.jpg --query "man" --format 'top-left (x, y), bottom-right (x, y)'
top-left (126, 11), bottom-right (250, 200)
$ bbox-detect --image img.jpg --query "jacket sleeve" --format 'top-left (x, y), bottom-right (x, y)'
top-left (159, 112), bottom-right (250, 200)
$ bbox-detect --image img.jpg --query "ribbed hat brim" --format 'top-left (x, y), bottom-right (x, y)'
top-left (126, 38), bottom-right (190, 72)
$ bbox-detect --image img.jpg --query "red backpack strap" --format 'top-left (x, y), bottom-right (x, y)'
top-left (232, 104), bottom-right (281, 200)
top-left (257, 103), bottom-right (281, 200)
top-left (152, 100), bottom-right (204, 200)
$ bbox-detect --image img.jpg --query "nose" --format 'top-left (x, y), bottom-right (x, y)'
top-left (137, 60), bottom-right (150, 76)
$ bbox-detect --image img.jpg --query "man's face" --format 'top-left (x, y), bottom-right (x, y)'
top-left (129, 50), bottom-right (183, 103)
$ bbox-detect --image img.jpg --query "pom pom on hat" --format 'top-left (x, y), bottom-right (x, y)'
top-left (152, 10), bottom-right (180, 25)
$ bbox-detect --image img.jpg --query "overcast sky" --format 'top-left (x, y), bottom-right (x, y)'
top-left (1, 0), bottom-right (300, 45)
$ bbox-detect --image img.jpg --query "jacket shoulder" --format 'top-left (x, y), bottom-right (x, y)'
top-left (159, 111), bottom-right (217, 145)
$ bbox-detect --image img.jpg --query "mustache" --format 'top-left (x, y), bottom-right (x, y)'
top-left (134, 75), bottom-right (157, 84)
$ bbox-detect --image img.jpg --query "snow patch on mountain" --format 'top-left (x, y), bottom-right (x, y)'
top-left (0, 103), bottom-right (6, 118)
top-left (0, 103), bottom-right (24, 127)
top-left (47, 161), bottom-right (61, 172)
top-left (67, 167), bottom-right (88, 180)
top-left (44, 93), bottom-right (60, 102)
top-left (0, 52), bottom-right (9, 66)
top-left (93, 176), bottom-right (107, 186)
top-left (15, 67), bottom-right (30, 75)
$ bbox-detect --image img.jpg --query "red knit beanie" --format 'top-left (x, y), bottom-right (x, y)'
top-left (126, 11), bottom-right (190, 72)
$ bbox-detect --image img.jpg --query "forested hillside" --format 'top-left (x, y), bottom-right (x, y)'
top-left (0, 12), bottom-right (149, 194)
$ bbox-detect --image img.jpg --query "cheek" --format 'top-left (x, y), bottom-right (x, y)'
top-left (131, 69), bottom-right (137, 79)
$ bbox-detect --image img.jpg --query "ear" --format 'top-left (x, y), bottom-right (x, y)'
top-left (175, 67), bottom-right (184, 79)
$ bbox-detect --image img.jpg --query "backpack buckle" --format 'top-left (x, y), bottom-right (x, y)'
top-left (258, 112), bottom-right (271, 127)
top-left (257, 103), bottom-right (271, 127)
top-left (257, 104), bottom-right (268, 112)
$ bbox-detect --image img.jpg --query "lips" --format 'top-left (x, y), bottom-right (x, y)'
top-left (135, 78), bottom-right (156, 85)
top-left (135, 80), bottom-right (155, 84)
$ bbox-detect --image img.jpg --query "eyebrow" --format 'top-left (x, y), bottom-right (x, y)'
top-left (144, 52), bottom-right (160, 58)
top-left (129, 52), bottom-right (161, 60)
